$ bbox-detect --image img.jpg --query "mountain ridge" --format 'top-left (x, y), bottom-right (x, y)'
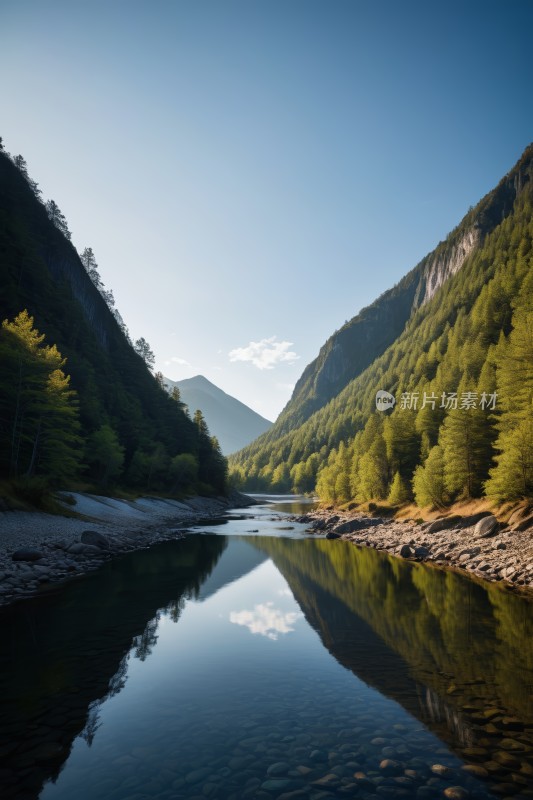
top-left (269, 144), bottom-right (532, 438)
top-left (164, 374), bottom-right (272, 455)
top-left (230, 143), bottom-right (533, 503)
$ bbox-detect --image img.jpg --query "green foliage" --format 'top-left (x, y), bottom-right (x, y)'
top-left (387, 471), bottom-right (411, 505)
top-left (86, 424), bottom-right (125, 488)
top-left (485, 279), bottom-right (533, 500)
top-left (0, 310), bottom-right (82, 484)
top-left (412, 445), bottom-right (447, 508)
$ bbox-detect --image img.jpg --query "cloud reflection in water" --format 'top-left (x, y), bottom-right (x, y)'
top-left (229, 601), bottom-right (302, 640)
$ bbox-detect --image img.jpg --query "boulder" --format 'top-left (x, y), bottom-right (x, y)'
top-left (12, 548), bottom-right (44, 562)
top-left (81, 530), bottom-right (110, 549)
top-left (333, 517), bottom-right (381, 534)
top-left (474, 515), bottom-right (499, 538)
top-left (325, 530), bottom-right (341, 539)
top-left (424, 515), bottom-right (462, 534)
top-left (456, 511), bottom-right (492, 528)
top-left (400, 544), bottom-right (413, 558)
top-left (414, 546), bottom-right (430, 558)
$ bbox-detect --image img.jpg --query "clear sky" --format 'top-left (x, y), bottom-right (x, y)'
top-left (2, 0), bottom-right (533, 420)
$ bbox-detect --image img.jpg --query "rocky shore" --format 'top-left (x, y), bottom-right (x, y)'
top-left (296, 506), bottom-right (533, 591)
top-left (0, 490), bottom-right (253, 608)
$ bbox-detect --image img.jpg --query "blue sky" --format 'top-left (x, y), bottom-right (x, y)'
top-left (2, 0), bottom-right (533, 420)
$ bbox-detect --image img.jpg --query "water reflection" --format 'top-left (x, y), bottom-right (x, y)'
top-left (229, 600), bottom-right (302, 639)
top-left (0, 530), bottom-right (532, 800)
top-left (258, 537), bottom-right (533, 784)
top-left (0, 536), bottom-right (226, 799)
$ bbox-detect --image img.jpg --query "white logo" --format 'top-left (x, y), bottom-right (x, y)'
top-left (375, 390), bottom-right (396, 412)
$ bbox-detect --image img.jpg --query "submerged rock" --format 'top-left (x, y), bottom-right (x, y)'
top-left (12, 548), bottom-right (43, 562)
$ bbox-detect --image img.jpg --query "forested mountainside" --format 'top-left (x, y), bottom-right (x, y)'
top-left (230, 144), bottom-right (533, 506)
top-left (0, 146), bottom-right (226, 498)
top-left (164, 374), bottom-right (272, 455)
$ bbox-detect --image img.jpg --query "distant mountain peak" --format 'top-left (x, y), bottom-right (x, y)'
top-left (164, 375), bottom-right (272, 455)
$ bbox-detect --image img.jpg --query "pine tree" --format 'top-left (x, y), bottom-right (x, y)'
top-left (440, 375), bottom-right (492, 499)
top-left (46, 199), bottom-right (71, 240)
top-left (80, 247), bottom-right (103, 289)
top-left (134, 337), bottom-right (155, 370)
top-left (412, 445), bottom-right (447, 508)
top-left (0, 310), bottom-right (81, 483)
top-left (388, 471), bottom-right (411, 504)
top-left (86, 424), bottom-right (124, 487)
top-left (486, 280), bottom-right (533, 500)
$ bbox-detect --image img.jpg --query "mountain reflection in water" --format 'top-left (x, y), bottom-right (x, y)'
top-left (0, 531), bottom-right (532, 800)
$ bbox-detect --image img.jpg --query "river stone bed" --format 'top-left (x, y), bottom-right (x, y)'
top-left (14, 668), bottom-right (528, 800)
top-left (0, 495), bottom-right (245, 608)
top-left (296, 512), bottom-right (533, 591)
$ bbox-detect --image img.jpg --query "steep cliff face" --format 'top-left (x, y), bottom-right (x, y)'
top-left (270, 143), bottom-right (533, 437)
top-left (0, 153), bottom-right (118, 351)
top-left (415, 226), bottom-right (482, 306)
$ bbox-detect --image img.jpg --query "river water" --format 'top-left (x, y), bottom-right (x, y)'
top-left (1, 497), bottom-right (532, 799)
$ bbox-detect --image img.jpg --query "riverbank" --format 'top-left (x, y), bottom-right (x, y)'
top-left (0, 490), bottom-right (254, 608)
top-left (296, 505), bottom-right (533, 591)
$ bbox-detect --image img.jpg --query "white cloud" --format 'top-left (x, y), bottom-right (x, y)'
top-left (164, 356), bottom-right (191, 367)
top-left (228, 336), bottom-right (299, 370)
top-left (229, 602), bottom-right (302, 640)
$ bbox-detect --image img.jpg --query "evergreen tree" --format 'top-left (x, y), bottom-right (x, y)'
top-left (46, 199), bottom-right (71, 240)
top-left (486, 280), bottom-right (533, 500)
top-left (0, 310), bottom-right (81, 483)
top-left (412, 445), bottom-right (447, 508)
top-left (80, 247), bottom-right (103, 289)
top-left (86, 424), bottom-right (124, 487)
top-left (134, 337), bottom-right (155, 370)
top-left (388, 471), bottom-right (411, 505)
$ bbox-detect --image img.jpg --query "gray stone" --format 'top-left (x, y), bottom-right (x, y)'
top-left (474, 515), bottom-right (499, 538)
top-left (81, 530), bottom-right (110, 549)
top-left (12, 548), bottom-right (44, 562)
top-left (424, 515), bottom-right (462, 534)
top-left (443, 788), bottom-right (469, 800)
top-left (414, 546), bottom-right (430, 558)
top-left (333, 517), bottom-right (382, 534)
top-left (400, 545), bottom-right (413, 558)
top-left (267, 762), bottom-right (291, 777)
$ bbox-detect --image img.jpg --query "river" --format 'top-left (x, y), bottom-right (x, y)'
top-left (1, 497), bottom-right (532, 799)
